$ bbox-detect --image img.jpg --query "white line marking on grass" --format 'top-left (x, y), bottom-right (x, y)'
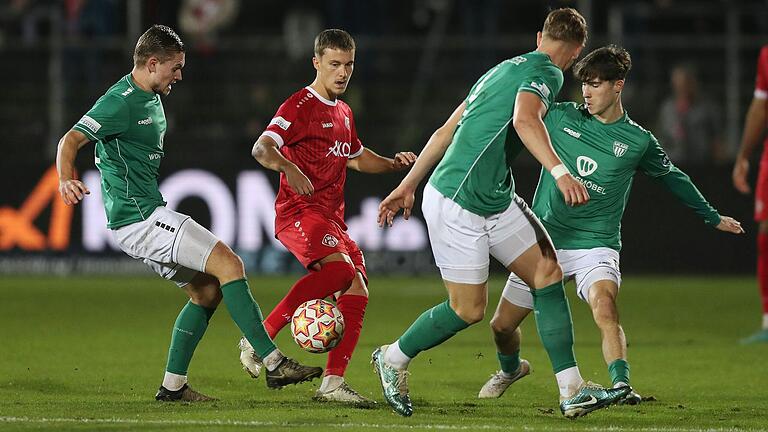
top-left (0, 417), bottom-right (760, 431)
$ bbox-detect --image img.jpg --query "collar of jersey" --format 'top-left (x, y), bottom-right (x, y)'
top-left (305, 86), bottom-right (338, 106)
top-left (593, 109), bottom-right (628, 126)
top-left (124, 74), bottom-right (156, 98)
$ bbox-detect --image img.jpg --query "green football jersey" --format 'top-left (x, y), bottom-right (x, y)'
top-left (532, 102), bottom-right (721, 251)
top-left (73, 74), bottom-right (167, 229)
top-left (429, 51), bottom-right (563, 216)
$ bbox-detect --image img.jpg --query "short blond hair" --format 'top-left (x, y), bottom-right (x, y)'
top-left (542, 8), bottom-right (588, 45)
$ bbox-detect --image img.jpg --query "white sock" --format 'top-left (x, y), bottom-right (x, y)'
top-left (762, 313), bottom-right (768, 330)
top-left (162, 372), bottom-right (187, 391)
top-left (383, 341), bottom-right (412, 370)
top-left (613, 381), bottom-right (628, 388)
top-left (555, 366), bottom-right (583, 398)
top-left (262, 349), bottom-right (284, 372)
top-left (319, 374), bottom-right (344, 392)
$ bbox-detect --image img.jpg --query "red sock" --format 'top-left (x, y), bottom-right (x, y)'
top-left (758, 233), bottom-right (768, 314)
top-left (325, 294), bottom-right (368, 377)
top-left (263, 261), bottom-right (355, 338)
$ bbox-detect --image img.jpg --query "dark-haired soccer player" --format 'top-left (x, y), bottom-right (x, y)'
top-left (374, 8), bottom-right (631, 418)
top-left (732, 45), bottom-right (768, 344)
top-left (56, 24), bottom-right (322, 402)
top-left (478, 45), bottom-right (743, 403)
top-left (239, 29), bottom-right (416, 406)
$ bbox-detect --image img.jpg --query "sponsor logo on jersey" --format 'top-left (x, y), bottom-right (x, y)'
top-left (613, 141), bottom-right (628, 157)
top-left (661, 153), bottom-right (671, 168)
top-left (321, 122), bottom-right (333, 128)
top-left (148, 153), bottom-right (162, 160)
top-left (574, 175), bottom-right (607, 195)
top-left (137, 117), bottom-right (153, 125)
top-left (327, 140), bottom-right (352, 157)
top-left (344, 116), bottom-right (350, 130)
top-left (530, 81), bottom-right (550, 99)
top-left (322, 234), bottom-right (339, 248)
top-left (510, 56), bottom-right (527, 66)
top-left (79, 115), bottom-right (102, 134)
top-left (270, 116), bottom-right (292, 131)
top-left (576, 156), bottom-right (598, 177)
top-left (121, 88), bottom-right (134, 97)
top-left (564, 127), bottom-right (581, 138)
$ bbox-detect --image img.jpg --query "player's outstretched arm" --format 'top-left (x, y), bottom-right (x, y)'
top-left (733, 96), bottom-right (767, 194)
top-left (56, 129), bottom-right (91, 205)
top-left (347, 148), bottom-right (417, 173)
top-left (251, 135), bottom-right (314, 195)
top-left (377, 102), bottom-right (465, 227)
top-left (513, 92), bottom-right (589, 207)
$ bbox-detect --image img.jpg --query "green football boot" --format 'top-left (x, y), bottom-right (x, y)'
top-left (559, 381), bottom-right (631, 418)
top-left (740, 329), bottom-right (768, 344)
top-left (371, 345), bottom-right (413, 417)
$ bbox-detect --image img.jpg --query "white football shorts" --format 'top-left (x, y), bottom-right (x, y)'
top-left (422, 183), bottom-right (549, 284)
top-left (502, 247), bottom-right (622, 309)
top-left (113, 206), bottom-right (219, 287)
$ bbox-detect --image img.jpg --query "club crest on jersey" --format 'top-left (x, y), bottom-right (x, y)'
top-left (613, 141), bottom-right (628, 157)
top-left (510, 56), bottom-right (527, 65)
top-left (344, 116), bottom-right (350, 130)
top-left (322, 234), bottom-right (339, 248)
top-left (576, 156), bottom-right (598, 177)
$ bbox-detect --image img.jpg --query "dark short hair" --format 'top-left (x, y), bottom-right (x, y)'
top-left (542, 8), bottom-right (588, 45)
top-left (573, 44), bottom-right (632, 82)
top-left (133, 25), bottom-right (185, 66)
top-left (314, 29), bottom-right (355, 57)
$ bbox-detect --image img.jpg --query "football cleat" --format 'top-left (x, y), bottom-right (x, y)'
top-left (372, 345), bottom-right (413, 417)
top-left (478, 359), bottom-right (531, 398)
top-left (155, 384), bottom-right (215, 402)
top-left (740, 329), bottom-right (768, 344)
top-left (559, 381), bottom-right (631, 418)
top-left (238, 337), bottom-right (263, 379)
top-left (617, 387), bottom-right (643, 405)
top-left (313, 381), bottom-right (377, 408)
top-left (266, 356), bottom-right (323, 389)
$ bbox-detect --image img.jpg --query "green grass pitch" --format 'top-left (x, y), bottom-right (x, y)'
top-left (1, 275), bottom-right (766, 431)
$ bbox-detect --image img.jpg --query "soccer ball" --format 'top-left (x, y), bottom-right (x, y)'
top-left (290, 299), bottom-right (345, 353)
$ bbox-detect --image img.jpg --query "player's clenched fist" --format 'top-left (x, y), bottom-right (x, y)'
top-left (284, 164), bottom-right (314, 195)
top-left (59, 179), bottom-right (90, 205)
top-left (393, 152), bottom-right (417, 170)
top-left (556, 174), bottom-right (590, 207)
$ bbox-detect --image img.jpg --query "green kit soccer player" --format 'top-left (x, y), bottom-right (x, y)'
top-left (478, 45), bottom-right (744, 403)
top-left (374, 9), bottom-right (631, 418)
top-left (55, 25), bottom-right (322, 401)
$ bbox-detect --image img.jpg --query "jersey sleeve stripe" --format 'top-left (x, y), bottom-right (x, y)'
top-left (517, 88), bottom-right (550, 109)
top-left (348, 146), bottom-right (364, 159)
top-left (755, 89), bottom-right (768, 100)
top-left (261, 131), bottom-right (285, 148)
top-left (72, 124), bottom-right (99, 141)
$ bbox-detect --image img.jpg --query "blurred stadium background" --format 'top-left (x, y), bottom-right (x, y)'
top-left (1, 0), bottom-right (763, 277)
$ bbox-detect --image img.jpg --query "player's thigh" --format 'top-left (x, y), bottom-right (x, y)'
top-left (490, 196), bottom-right (559, 288)
top-left (277, 211), bottom-right (351, 270)
top-left (422, 183), bottom-right (490, 285)
top-left (113, 207), bottom-right (215, 287)
top-left (342, 236), bottom-right (369, 292)
top-left (755, 147), bottom-right (768, 222)
top-left (565, 248), bottom-right (622, 304)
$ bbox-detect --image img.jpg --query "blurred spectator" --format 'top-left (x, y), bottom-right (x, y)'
top-left (283, 3), bottom-right (322, 62)
top-left (658, 64), bottom-right (726, 164)
top-left (178, 0), bottom-right (240, 53)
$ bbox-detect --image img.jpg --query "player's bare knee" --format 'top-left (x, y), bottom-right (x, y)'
top-left (345, 273), bottom-right (368, 297)
top-left (454, 304), bottom-right (485, 325)
top-left (534, 259), bottom-right (563, 287)
top-left (591, 296), bottom-right (619, 326)
top-left (490, 315), bottom-right (516, 335)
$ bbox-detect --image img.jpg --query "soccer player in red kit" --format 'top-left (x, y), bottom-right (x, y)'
top-left (733, 45), bottom-right (768, 344)
top-left (239, 29), bottom-right (417, 404)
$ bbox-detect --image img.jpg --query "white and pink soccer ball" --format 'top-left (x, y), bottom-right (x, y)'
top-left (290, 299), bottom-right (345, 353)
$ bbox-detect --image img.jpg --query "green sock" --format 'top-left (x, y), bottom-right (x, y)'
top-left (498, 350), bottom-right (521, 375)
top-left (531, 281), bottom-right (577, 373)
top-left (166, 301), bottom-right (215, 375)
top-left (608, 359), bottom-right (630, 386)
top-left (220, 278), bottom-right (276, 359)
top-left (398, 300), bottom-right (470, 358)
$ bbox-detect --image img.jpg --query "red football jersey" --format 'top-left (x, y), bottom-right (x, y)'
top-left (261, 86), bottom-right (363, 234)
top-left (755, 46), bottom-right (768, 101)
